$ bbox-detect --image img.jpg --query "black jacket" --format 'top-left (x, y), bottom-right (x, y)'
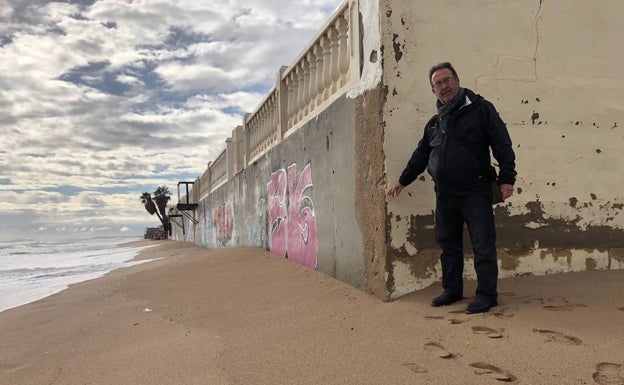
top-left (398, 88), bottom-right (516, 197)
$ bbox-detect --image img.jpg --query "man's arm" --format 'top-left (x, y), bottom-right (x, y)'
top-left (386, 122), bottom-right (433, 197)
top-left (484, 102), bottom-right (516, 185)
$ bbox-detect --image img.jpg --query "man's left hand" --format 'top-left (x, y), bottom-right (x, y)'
top-left (500, 184), bottom-right (514, 200)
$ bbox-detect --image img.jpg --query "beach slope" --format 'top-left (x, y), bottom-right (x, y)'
top-left (1, 240), bottom-right (623, 384)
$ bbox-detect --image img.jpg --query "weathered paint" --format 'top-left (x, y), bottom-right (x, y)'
top-left (354, 83), bottom-right (389, 299)
top-left (382, 0), bottom-right (624, 297)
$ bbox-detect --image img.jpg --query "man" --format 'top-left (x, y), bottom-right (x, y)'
top-left (386, 62), bottom-right (516, 314)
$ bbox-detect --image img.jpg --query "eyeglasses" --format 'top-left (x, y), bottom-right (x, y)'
top-left (432, 77), bottom-right (456, 90)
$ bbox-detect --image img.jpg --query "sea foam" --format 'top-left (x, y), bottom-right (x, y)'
top-left (0, 237), bottom-right (153, 313)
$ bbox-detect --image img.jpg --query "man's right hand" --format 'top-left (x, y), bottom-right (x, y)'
top-left (386, 183), bottom-right (404, 197)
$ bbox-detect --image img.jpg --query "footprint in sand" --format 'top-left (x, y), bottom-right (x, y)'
top-left (0, 363), bottom-right (24, 374)
top-left (446, 310), bottom-right (469, 324)
top-left (471, 325), bottom-right (504, 339)
top-left (533, 329), bottom-right (582, 345)
top-left (541, 296), bottom-right (587, 311)
top-left (423, 313), bottom-right (467, 324)
top-left (424, 342), bottom-right (455, 359)
top-left (517, 295), bottom-right (545, 305)
top-left (542, 303), bottom-right (587, 311)
top-left (490, 306), bottom-right (514, 318)
top-left (470, 362), bottom-right (518, 382)
top-left (593, 362), bottom-right (623, 384)
top-left (402, 362), bottom-right (428, 374)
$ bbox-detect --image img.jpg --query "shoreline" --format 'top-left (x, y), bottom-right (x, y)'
top-left (1, 241), bottom-right (623, 384)
top-left (0, 237), bottom-right (159, 315)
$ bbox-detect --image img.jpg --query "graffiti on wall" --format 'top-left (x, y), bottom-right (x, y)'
top-left (213, 201), bottom-right (234, 246)
top-left (267, 163), bottom-right (318, 268)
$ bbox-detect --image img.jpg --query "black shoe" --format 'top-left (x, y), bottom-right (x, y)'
top-left (431, 291), bottom-right (463, 307)
top-left (465, 296), bottom-right (498, 314)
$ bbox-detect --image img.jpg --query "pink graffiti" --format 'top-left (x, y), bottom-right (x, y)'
top-left (267, 163), bottom-right (318, 268)
top-left (213, 202), bottom-right (233, 245)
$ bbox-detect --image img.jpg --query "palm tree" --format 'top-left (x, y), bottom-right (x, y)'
top-left (140, 192), bottom-right (159, 217)
top-left (153, 186), bottom-right (171, 223)
top-left (140, 186), bottom-right (172, 238)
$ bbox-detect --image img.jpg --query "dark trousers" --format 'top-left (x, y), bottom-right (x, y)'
top-left (435, 195), bottom-right (498, 299)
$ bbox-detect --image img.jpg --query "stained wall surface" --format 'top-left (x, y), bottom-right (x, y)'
top-left (172, 94), bottom-right (367, 289)
top-left (381, 0), bottom-right (624, 298)
top-left (171, 0), bottom-right (623, 302)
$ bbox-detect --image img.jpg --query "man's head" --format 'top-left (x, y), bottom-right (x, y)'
top-left (429, 62), bottom-right (460, 104)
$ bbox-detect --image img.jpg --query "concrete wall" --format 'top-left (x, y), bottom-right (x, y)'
top-left (381, 0), bottom-right (624, 298)
top-left (172, 0), bottom-right (623, 302)
top-left (172, 93), bottom-right (367, 289)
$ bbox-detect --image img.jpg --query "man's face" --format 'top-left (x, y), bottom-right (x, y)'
top-left (431, 68), bottom-right (460, 104)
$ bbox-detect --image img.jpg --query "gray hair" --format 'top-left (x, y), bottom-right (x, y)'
top-left (428, 62), bottom-right (459, 86)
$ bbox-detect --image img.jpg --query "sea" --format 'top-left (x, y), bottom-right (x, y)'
top-left (0, 236), bottom-right (155, 313)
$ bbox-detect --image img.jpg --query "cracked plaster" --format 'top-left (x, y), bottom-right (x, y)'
top-left (380, 0), bottom-right (624, 297)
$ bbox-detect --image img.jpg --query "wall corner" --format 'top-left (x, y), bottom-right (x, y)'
top-left (354, 81), bottom-right (391, 301)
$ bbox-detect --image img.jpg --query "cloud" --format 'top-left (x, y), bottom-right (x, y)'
top-left (0, 0), bottom-right (343, 240)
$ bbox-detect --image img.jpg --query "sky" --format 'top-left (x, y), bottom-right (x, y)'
top-left (0, 0), bottom-right (343, 242)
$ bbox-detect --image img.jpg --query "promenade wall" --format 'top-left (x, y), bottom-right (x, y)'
top-left (170, 1), bottom-right (372, 290)
top-left (382, 0), bottom-right (624, 298)
top-left (171, 0), bottom-right (624, 300)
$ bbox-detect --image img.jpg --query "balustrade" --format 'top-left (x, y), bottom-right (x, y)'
top-left (279, 3), bottom-right (351, 132)
top-left (199, 166), bottom-right (211, 199)
top-left (186, 1), bottom-right (355, 199)
top-left (209, 149), bottom-right (227, 190)
top-left (246, 89), bottom-right (279, 161)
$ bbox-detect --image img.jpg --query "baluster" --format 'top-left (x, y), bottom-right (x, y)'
top-left (254, 117), bottom-right (258, 153)
top-left (271, 94), bottom-right (277, 141)
top-left (307, 50), bottom-right (317, 113)
top-left (265, 96), bottom-right (270, 142)
top-left (250, 119), bottom-right (255, 157)
top-left (302, 56), bottom-right (311, 116)
top-left (329, 25), bottom-right (340, 94)
top-left (261, 105), bottom-right (267, 148)
top-left (257, 108), bottom-right (263, 150)
top-left (321, 35), bottom-right (332, 101)
top-left (285, 75), bottom-right (294, 128)
top-left (290, 71), bottom-right (299, 125)
top-left (314, 43), bottom-right (324, 106)
top-left (296, 64), bottom-right (305, 122)
top-left (267, 98), bottom-right (273, 144)
top-left (337, 15), bottom-right (349, 86)
top-left (254, 117), bottom-right (259, 154)
top-left (248, 119), bottom-right (253, 157)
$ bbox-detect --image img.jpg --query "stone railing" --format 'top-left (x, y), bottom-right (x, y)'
top-left (246, 88), bottom-right (279, 162)
top-left (245, 0), bottom-right (353, 163)
top-left (209, 148), bottom-right (227, 191)
top-left (198, 167), bottom-right (211, 200)
top-left (281, 3), bottom-right (351, 132)
top-left (177, 0), bottom-right (358, 205)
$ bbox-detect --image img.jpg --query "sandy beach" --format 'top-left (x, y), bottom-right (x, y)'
top-left (1, 240), bottom-right (623, 384)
